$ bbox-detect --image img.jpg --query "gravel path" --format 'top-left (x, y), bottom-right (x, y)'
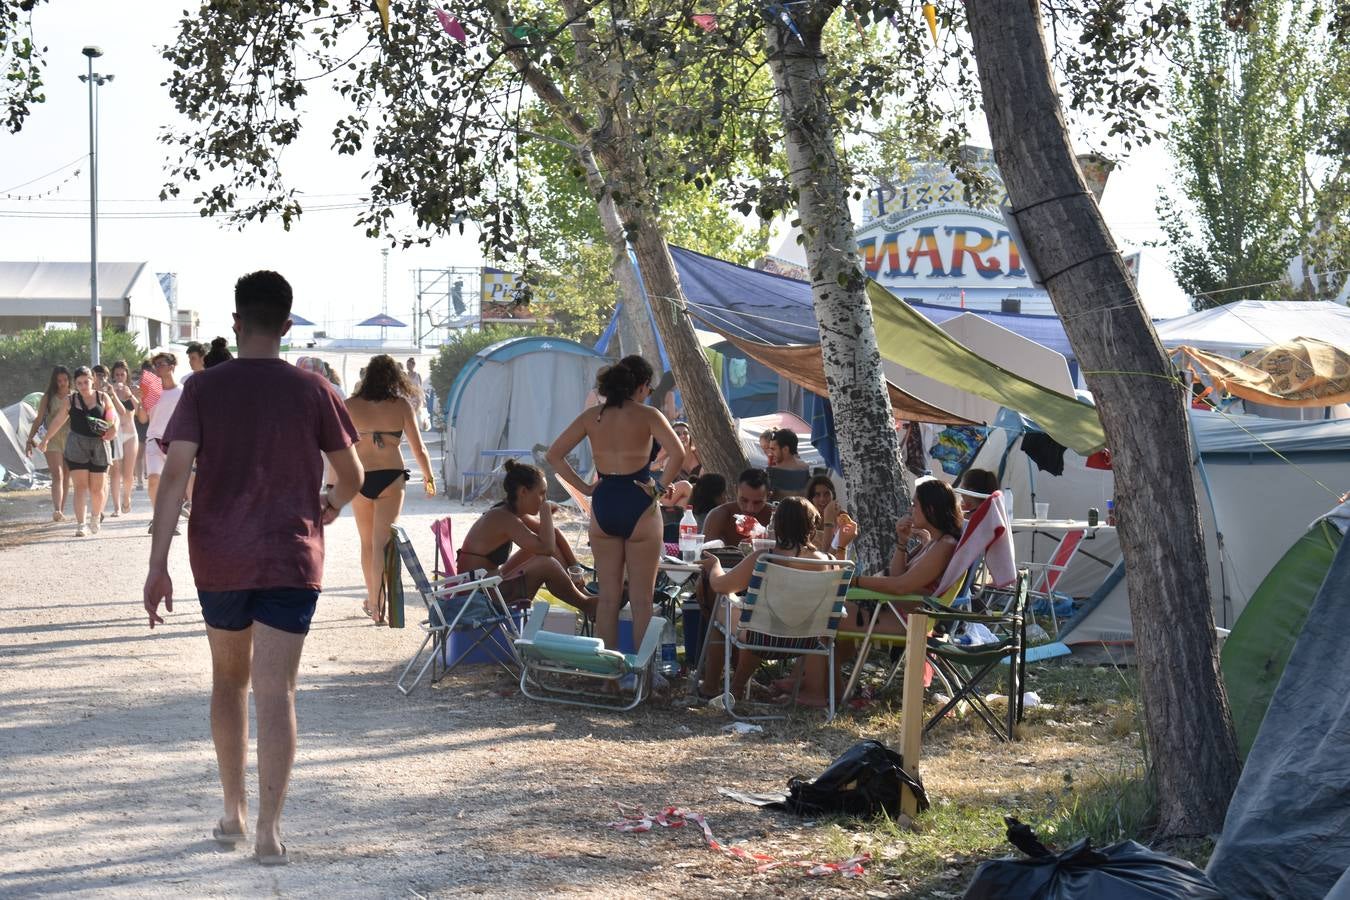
top-left (0, 470), bottom-right (878, 898)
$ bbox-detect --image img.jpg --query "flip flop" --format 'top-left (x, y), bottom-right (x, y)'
top-left (212, 822), bottom-right (246, 846)
top-left (256, 843), bottom-right (288, 867)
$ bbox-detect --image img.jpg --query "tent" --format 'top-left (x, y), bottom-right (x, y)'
top-left (3, 397), bottom-right (40, 474)
top-left (441, 337), bottom-right (611, 492)
top-left (0, 402), bottom-right (31, 481)
top-left (1047, 410), bottom-right (1350, 643)
top-left (1221, 506), bottom-right (1346, 757)
top-left (1154, 300), bottom-right (1350, 356)
top-left (1207, 512), bottom-right (1350, 897)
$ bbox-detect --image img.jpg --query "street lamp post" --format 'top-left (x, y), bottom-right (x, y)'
top-left (79, 47), bottom-right (113, 366)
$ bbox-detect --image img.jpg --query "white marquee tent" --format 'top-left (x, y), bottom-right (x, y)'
top-left (1154, 300), bottom-right (1350, 356)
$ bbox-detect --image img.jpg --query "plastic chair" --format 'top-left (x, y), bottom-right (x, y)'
top-left (1024, 528), bottom-right (1085, 636)
top-left (711, 553), bottom-right (854, 722)
top-left (393, 524), bottom-right (521, 695)
top-left (515, 600), bottom-right (666, 710)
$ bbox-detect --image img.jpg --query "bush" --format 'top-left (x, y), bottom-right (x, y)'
top-left (0, 328), bottom-right (145, 407)
top-left (428, 325), bottom-right (531, 409)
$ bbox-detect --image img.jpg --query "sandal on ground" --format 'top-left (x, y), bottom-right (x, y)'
top-left (212, 821), bottom-right (246, 846)
top-left (255, 843), bottom-right (288, 866)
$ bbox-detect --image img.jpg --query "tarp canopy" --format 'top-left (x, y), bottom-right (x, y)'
top-left (704, 327), bottom-right (976, 426)
top-left (867, 281), bottom-right (1106, 453)
top-left (883, 311), bottom-right (1077, 426)
top-left (668, 245), bottom-right (1077, 357)
top-left (1208, 516), bottom-right (1350, 897)
top-left (1154, 300), bottom-right (1350, 356)
top-left (1174, 339), bottom-right (1350, 407)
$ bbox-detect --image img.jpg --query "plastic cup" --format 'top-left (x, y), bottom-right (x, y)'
top-left (752, 539), bottom-right (775, 553)
top-left (1035, 502), bottom-right (1050, 521)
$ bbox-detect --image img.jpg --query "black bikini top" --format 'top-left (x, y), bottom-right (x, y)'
top-left (361, 429), bottom-right (402, 449)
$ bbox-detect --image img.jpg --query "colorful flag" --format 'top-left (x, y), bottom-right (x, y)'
top-left (434, 9), bottom-right (467, 43)
top-left (922, 2), bottom-right (938, 45)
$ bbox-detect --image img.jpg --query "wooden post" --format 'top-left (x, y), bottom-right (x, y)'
top-left (899, 611), bottom-right (929, 818)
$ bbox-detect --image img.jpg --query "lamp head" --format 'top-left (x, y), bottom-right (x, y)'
top-left (82, 46), bottom-right (103, 59)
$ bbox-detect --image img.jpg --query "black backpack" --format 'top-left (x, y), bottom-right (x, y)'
top-left (782, 739), bottom-right (929, 819)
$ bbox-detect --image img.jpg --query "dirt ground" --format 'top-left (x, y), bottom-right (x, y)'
top-left (0, 474), bottom-right (1139, 898)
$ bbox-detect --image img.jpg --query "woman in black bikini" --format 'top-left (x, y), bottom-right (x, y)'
top-left (456, 461), bottom-right (598, 615)
top-left (345, 355), bottom-right (436, 621)
top-left (547, 356), bottom-right (683, 657)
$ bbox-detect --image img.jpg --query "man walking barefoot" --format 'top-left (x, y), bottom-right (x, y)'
top-left (143, 271), bottom-right (363, 865)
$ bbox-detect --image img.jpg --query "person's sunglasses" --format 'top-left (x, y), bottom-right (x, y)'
top-left (153, 360), bottom-right (173, 369)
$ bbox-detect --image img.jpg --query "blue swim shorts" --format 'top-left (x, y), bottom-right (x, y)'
top-left (198, 587), bottom-right (320, 635)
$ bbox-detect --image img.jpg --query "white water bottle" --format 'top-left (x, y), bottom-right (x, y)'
top-left (660, 618), bottom-right (679, 675)
top-left (678, 508), bottom-right (698, 561)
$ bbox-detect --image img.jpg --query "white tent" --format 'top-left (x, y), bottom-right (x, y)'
top-left (1154, 300), bottom-right (1350, 357)
top-left (3, 399), bottom-right (39, 475)
top-left (0, 402), bottom-right (31, 480)
top-left (971, 408), bottom-right (1350, 644)
top-left (441, 337), bottom-right (611, 494)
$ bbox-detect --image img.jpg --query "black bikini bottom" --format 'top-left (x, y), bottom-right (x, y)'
top-left (361, 468), bottom-right (410, 499)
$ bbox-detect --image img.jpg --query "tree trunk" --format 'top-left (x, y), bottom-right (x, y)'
top-left (964, 0), bottom-right (1240, 837)
top-left (577, 146), bottom-right (658, 359)
top-left (766, 3), bottom-right (907, 571)
top-left (490, 0), bottom-right (749, 477)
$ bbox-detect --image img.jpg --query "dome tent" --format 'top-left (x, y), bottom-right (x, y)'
top-left (441, 336), bottom-right (612, 495)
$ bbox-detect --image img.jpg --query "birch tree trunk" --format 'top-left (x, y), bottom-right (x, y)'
top-left (578, 145), bottom-right (658, 358)
top-left (766, 3), bottom-right (907, 570)
top-left (489, 0), bottom-right (749, 477)
top-left (964, 0), bottom-right (1240, 837)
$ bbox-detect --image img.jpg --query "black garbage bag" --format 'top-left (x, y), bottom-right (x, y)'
top-left (963, 817), bottom-right (1223, 899)
top-left (783, 739), bottom-right (929, 819)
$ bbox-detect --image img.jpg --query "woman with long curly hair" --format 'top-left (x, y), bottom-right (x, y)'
top-left (345, 355), bottom-right (436, 621)
top-left (547, 355), bottom-right (683, 666)
top-left (25, 366), bottom-right (73, 521)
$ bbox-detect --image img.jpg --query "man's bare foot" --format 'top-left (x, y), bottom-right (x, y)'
top-left (255, 825), bottom-right (284, 860)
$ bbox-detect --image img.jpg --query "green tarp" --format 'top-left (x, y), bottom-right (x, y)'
top-left (867, 281), bottom-right (1107, 454)
top-left (1220, 519), bottom-right (1343, 757)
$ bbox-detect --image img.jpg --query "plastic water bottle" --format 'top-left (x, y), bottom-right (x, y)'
top-left (678, 508), bottom-right (698, 561)
top-left (660, 618), bottom-right (679, 675)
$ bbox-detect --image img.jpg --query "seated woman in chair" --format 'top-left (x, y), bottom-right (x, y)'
top-left (843, 478), bottom-right (966, 630)
top-left (697, 497), bottom-right (836, 704)
top-left (456, 461), bottom-right (598, 616)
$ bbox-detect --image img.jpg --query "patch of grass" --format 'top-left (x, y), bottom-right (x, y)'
top-left (1040, 759), bottom-right (1156, 848)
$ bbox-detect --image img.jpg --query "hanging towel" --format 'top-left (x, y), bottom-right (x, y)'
top-left (937, 491), bottom-right (1016, 595)
top-left (1020, 431), bottom-right (1067, 476)
top-left (379, 537), bottom-right (405, 628)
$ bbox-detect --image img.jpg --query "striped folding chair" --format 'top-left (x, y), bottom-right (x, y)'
top-left (392, 524), bottom-right (520, 695)
top-left (712, 553), bottom-right (854, 721)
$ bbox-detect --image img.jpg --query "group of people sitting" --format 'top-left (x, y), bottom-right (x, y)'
top-left (422, 351), bottom-right (1009, 709)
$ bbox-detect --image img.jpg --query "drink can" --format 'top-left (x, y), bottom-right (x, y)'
top-left (1088, 507), bottom-right (1099, 527)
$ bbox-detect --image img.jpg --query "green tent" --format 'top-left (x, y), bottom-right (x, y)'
top-left (1221, 517), bottom-right (1344, 757)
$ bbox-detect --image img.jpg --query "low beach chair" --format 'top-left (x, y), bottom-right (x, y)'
top-left (712, 554), bottom-right (854, 722)
top-left (393, 525), bottom-right (521, 696)
top-left (515, 600), bottom-right (666, 710)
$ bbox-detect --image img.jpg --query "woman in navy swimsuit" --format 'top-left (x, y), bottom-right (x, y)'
top-left (547, 356), bottom-right (683, 658)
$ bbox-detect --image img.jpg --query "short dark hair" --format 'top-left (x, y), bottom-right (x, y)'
top-left (185, 341), bottom-right (206, 357)
top-left (737, 467), bottom-right (768, 490)
top-left (773, 496), bottom-right (820, 550)
top-left (689, 473), bottom-right (726, 516)
top-left (234, 270), bottom-right (293, 334)
top-left (958, 468), bottom-right (999, 497)
top-left (772, 428), bottom-right (799, 456)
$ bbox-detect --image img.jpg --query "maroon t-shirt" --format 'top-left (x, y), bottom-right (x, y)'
top-left (163, 357), bottom-right (358, 592)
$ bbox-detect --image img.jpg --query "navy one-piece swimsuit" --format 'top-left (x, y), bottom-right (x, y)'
top-left (592, 440), bottom-right (660, 540)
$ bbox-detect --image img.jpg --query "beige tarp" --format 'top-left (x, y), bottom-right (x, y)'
top-left (1174, 338), bottom-right (1350, 408)
top-left (704, 328), bottom-right (976, 426)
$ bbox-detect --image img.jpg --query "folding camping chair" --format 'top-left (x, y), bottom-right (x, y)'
top-left (393, 524), bottom-right (522, 695)
top-left (710, 554), bottom-right (854, 722)
top-left (1021, 528), bottom-right (1085, 636)
top-left (515, 600), bottom-right (667, 710)
top-left (431, 517), bottom-right (457, 579)
top-left (556, 473), bottom-right (595, 551)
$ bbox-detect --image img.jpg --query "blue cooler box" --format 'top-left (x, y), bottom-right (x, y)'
top-left (442, 610), bottom-right (526, 667)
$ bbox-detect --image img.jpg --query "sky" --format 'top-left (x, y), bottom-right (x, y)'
top-left (0, 2), bottom-right (1191, 344)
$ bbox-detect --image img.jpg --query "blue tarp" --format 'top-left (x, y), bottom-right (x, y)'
top-left (669, 245), bottom-right (1077, 359)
